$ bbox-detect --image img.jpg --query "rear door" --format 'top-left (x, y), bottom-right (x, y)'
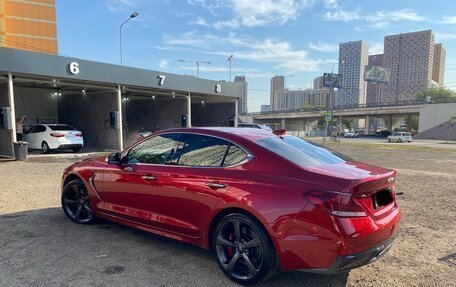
top-left (24, 126), bottom-right (38, 148)
top-left (100, 133), bottom-right (180, 227)
top-left (156, 134), bottom-right (248, 238)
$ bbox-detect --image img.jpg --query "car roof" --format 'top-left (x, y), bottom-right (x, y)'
top-left (155, 127), bottom-right (276, 141)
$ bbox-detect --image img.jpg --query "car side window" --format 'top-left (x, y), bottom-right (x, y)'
top-left (126, 133), bottom-right (180, 164)
top-left (27, 126), bottom-right (37, 133)
top-left (176, 134), bottom-right (229, 167)
top-left (36, 125), bottom-right (46, 133)
top-left (223, 144), bottom-right (248, 167)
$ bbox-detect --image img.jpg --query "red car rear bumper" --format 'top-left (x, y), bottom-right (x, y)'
top-left (273, 206), bottom-right (400, 272)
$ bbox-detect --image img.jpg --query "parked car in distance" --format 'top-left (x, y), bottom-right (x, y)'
top-left (238, 123), bottom-right (273, 131)
top-left (61, 128), bottom-right (400, 285)
top-left (387, 132), bottom-right (413, 143)
top-left (24, 124), bottom-right (83, 153)
top-left (376, 130), bottom-right (392, 137)
top-left (344, 130), bottom-right (359, 138)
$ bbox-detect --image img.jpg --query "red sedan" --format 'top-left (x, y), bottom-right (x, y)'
top-left (61, 127), bottom-right (400, 285)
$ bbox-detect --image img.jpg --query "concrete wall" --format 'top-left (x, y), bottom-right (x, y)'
top-left (191, 103), bottom-right (235, 127)
top-left (284, 118), bottom-right (306, 131)
top-left (0, 83), bottom-right (13, 157)
top-left (58, 92), bottom-right (120, 150)
top-left (14, 87), bottom-right (58, 129)
top-left (124, 97), bottom-right (186, 146)
top-left (419, 103), bottom-right (456, 132)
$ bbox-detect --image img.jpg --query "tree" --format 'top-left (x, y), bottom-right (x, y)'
top-left (317, 114), bottom-right (326, 126)
top-left (411, 115), bottom-right (419, 131)
top-left (416, 87), bottom-right (456, 102)
top-left (342, 119), bottom-right (353, 131)
top-left (302, 102), bottom-right (315, 112)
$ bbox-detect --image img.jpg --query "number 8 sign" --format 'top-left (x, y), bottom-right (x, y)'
top-left (215, 83), bottom-right (221, 93)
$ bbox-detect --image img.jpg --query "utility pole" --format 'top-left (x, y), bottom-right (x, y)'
top-left (227, 55), bottom-right (233, 81)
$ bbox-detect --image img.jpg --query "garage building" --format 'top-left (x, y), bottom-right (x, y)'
top-left (0, 47), bottom-right (242, 159)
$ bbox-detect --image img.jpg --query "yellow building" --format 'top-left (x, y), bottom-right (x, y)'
top-left (0, 0), bottom-right (57, 54)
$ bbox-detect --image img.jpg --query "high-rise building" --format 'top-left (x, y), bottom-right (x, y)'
top-left (337, 40), bottom-right (369, 108)
top-left (234, 76), bottom-right (248, 114)
top-left (0, 0), bottom-right (58, 54)
top-left (272, 89), bottom-right (329, 111)
top-left (313, 76), bottom-right (323, 89)
top-left (366, 54), bottom-right (384, 106)
top-left (270, 75), bottom-right (285, 111)
top-left (383, 30), bottom-right (443, 103)
top-left (432, 43), bottom-right (446, 86)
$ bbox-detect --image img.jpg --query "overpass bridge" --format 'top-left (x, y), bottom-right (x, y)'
top-left (241, 103), bottom-right (425, 134)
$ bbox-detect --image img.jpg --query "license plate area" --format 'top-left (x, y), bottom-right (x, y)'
top-left (372, 189), bottom-right (393, 209)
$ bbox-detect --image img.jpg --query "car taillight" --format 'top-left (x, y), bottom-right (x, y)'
top-left (76, 133), bottom-right (83, 137)
top-left (304, 191), bottom-right (367, 217)
top-left (50, 133), bottom-right (65, 138)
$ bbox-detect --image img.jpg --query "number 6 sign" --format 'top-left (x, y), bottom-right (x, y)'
top-left (69, 62), bottom-right (80, 75)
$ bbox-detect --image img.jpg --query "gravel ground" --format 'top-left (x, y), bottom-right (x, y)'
top-left (0, 145), bottom-right (455, 287)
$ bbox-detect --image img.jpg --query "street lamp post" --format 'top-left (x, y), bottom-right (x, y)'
top-left (326, 60), bottom-right (344, 141)
top-left (227, 55), bottom-right (233, 81)
top-left (177, 59), bottom-right (211, 78)
top-left (120, 12), bottom-right (139, 66)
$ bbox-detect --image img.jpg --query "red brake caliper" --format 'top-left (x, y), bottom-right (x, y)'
top-left (227, 233), bottom-right (235, 257)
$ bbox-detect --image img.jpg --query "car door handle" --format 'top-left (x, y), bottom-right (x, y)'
top-left (205, 182), bottom-right (227, 189)
top-left (141, 175), bottom-right (157, 181)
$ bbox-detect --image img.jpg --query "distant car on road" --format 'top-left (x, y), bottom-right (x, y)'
top-left (344, 130), bottom-right (359, 138)
top-left (238, 123), bottom-right (273, 131)
top-left (24, 124), bottom-right (83, 153)
top-left (387, 132), bottom-right (413, 143)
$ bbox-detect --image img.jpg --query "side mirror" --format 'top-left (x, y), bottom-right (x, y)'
top-left (106, 152), bottom-right (122, 164)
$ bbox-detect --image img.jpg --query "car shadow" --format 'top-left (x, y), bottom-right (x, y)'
top-left (0, 208), bottom-right (349, 287)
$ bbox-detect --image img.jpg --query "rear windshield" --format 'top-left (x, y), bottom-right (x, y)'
top-left (48, 125), bottom-right (75, 131)
top-left (256, 135), bottom-right (350, 166)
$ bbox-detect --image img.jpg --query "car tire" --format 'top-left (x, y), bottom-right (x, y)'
top-left (42, 141), bottom-right (51, 153)
top-left (213, 213), bottom-right (276, 285)
top-left (397, 138), bottom-right (402, 143)
top-left (72, 147), bottom-right (82, 153)
top-left (387, 138), bottom-right (391, 142)
top-left (61, 179), bottom-right (96, 224)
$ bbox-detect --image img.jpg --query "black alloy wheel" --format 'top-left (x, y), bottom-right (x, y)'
top-left (214, 213), bottom-right (275, 285)
top-left (62, 179), bottom-right (94, 224)
top-left (42, 141), bottom-right (51, 153)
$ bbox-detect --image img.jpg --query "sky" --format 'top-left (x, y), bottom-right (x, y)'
top-left (56, 0), bottom-right (456, 112)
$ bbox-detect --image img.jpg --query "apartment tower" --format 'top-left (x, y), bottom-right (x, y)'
top-left (270, 75), bottom-right (285, 111)
top-left (234, 76), bottom-right (248, 114)
top-left (337, 40), bottom-right (369, 108)
top-left (383, 30), bottom-right (444, 103)
top-left (432, 43), bottom-right (446, 86)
